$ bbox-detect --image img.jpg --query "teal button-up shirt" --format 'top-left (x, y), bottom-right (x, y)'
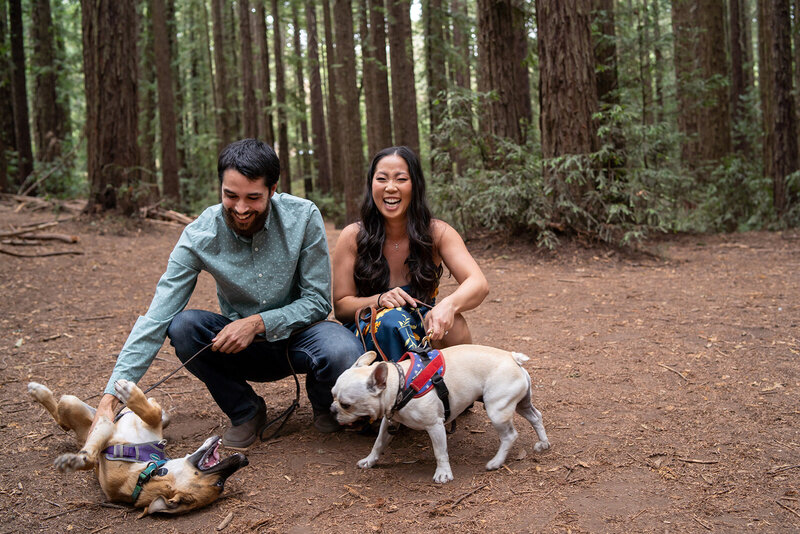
top-left (104, 193), bottom-right (332, 396)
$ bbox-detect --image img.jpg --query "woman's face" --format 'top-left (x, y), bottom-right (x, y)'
top-left (371, 154), bottom-right (412, 222)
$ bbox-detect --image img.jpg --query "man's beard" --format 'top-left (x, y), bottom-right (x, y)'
top-left (223, 203), bottom-right (269, 237)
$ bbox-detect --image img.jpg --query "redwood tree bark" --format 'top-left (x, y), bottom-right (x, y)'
top-left (31, 0), bottom-right (66, 164)
top-left (672, 0), bottom-right (731, 173)
top-left (592, 0), bottom-right (618, 105)
top-left (425, 0), bottom-right (447, 173)
top-left (334, 0), bottom-right (365, 223)
top-left (139, 0), bottom-right (157, 190)
top-left (253, 1), bottom-right (275, 145)
top-left (729, 0), bottom-right (751, 153)
top-left (81, 0), bottom-right (140, 213)
top-left (272, 0), bottom-right (291, 193)
top-left (769, 0), bottom-right (798, 217)
top-left (537, 0), bottom-right (598, 197)
top-left (291, 2), bottom-right (311, 192)
top-left (367, 0), bottom-right (393, 155)
top-left (386, 0), bottom-right (420, 155)
top-left (211, 0), bottom-right (233, 151)
top-left (322, 0), bottom-right (344, 196)
top-left (153, 0), bottom-right (181, 204)
top-left (239, 0), bottom-right (258, 139)
top-left (306, 0), bottom-right (332, 193)
top-left (758, 0), bottom-right (774, 181)
top-left (9, 0), bottom-right (34, 184)
top-left (0, 0), bottom-right (14, 192)
top-left (477, 0), bottom-right (531, 145)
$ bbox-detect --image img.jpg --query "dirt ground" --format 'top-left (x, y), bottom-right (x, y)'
top-left (1, 202), bottom-right (799, 533)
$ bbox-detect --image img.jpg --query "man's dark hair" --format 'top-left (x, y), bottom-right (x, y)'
top-left (217, 138), bottom-right (280, 187)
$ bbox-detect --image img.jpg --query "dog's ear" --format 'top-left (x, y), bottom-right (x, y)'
top-left (353, 351), bottom-right (378, 368)
top-left (367, 362), bottom-right (388, 392)
top-left (140, 495), bottom-right (181, 516)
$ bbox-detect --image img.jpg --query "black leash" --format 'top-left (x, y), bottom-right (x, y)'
top-left (142, 339), bottom-right (301, 440)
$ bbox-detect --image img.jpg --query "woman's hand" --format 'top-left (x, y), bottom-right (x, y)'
top-left (423, 300), bottom-right (455, 342)
top-left (377, 286), bottom-right (417, 309)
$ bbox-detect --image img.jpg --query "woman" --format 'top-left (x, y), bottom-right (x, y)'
top-left (333, 146), bottom-right (488, 360)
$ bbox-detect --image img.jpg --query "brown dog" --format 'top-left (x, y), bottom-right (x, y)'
top-left (28, 379), bottom-right (248, 515)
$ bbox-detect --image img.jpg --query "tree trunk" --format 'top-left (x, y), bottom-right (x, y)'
top-left (367, 0), bottom-right (393, 156)
top-left (253, 1), bottom-right (275, 145)
top-left (672, 0), bottom-right (731, 173)
top-left (31, 0), bottom-right (65, 164)
top-left (81, 0), bottom-right (140, 213)
top-left (334, 0), bottom-right (365, 223)
top-left (139, 0), bottom-right (158, 190)
top-left (425, 0), bottom-right (448, 174)
top-left (698, 0), bottom-right (730, 164)
top-left (652, 0), bottom-right (664, 121)
top-left (592, 0), bottom-right (618, 105)
top-left (211, 0), bottom-right (232, 151)
top-left (9, 0), bottom-right (34, 185)
top-left (0, 0), bottom-right (15, 192)
top-left (239, 0), bottom-right (259, 139)
top-left (477, 0), bottom-right (531, 145)
top-left (306, 0), bottom-right (332, 194)
top-left (153, 0), bottom-right (181, 204)
top-left (225, 1), bottom-right (242, 136)
top-left (730, 0), bottom-right (750, 153)
top-left (166, 0), bottom-right (185, 171)
top-left (671, 0), bottom-right (701, 169)
top-left (449, 0), bottom-right (471, 176)
top-left (537, 0), bottom-right (598, 198)
top-left (769, 0), bottom-right (798, 217)
top-left (758, 0), bottom-right (774, 181)
top-left (272, 0), bottom-right (291, 193)
top-left (291, 2), bottom-right (312, 193)
top-left (386, 0), bottom-right (420, 155)
top-left (639, 0), bottom-right (653, 125)
top-left (323, 0), bottom-right (344, 197)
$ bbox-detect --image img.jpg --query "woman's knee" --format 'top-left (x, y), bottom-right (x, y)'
top-left (437, 313), bottom-right (471, 348)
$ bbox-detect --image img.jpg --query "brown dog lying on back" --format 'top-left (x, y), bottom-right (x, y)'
top-left (28, 379), bottom-right (247, 516)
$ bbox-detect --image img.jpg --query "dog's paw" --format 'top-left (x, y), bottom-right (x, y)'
top-left (534, 440), bottom-right (551, 453)
top-left (27, 382), bottom-right (52, 402)
top-left (54, 452), bottom-right (90, 473)
top-left (357, 456), bottom-right (378, 469)
top-left (485, 457), bottom-right (504, 471)
top-left (432, 467), bottom-right (453, 483)
top-left (114, 379), bottom-right (136, 404)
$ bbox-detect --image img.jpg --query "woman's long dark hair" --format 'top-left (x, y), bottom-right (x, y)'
top-left (354, 146), bottom-right (441, 303)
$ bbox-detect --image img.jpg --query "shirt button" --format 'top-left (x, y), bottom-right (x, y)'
top-left (262, 300), bottom-right (266, 304)
top-left (258, 273), bottom-right (262, 277)
top-left (255, 247), bottom-right (259, 251)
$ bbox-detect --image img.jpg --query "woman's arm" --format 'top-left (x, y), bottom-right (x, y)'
top-left (424, 220), bottom-right (489, 341)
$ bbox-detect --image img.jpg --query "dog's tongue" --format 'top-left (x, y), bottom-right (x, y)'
top-left (203, 443), bottom-right (221, 468)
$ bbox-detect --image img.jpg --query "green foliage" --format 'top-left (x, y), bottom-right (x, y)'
top-left (307, 190), bottom-right (346, 228)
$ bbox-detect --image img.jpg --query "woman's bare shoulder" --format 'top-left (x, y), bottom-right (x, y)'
top-left (336, 222), bottom-right (361, 250)
top-left (431, 219), bottom-right (457, 242)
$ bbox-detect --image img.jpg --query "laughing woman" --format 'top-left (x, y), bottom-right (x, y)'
top-left (332, 146), bottom-right (489, 361)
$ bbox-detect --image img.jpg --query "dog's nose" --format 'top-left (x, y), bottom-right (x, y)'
top-left (330, 404), bottom-right (337, 414)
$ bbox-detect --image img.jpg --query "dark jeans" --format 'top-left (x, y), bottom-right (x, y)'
top-left (167, 310), bottom-right (363, 425)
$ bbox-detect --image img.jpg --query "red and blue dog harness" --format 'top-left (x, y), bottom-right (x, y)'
top-left (391, 349), bottom-right (451, 421)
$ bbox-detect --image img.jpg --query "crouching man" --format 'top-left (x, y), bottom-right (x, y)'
top-left (91, 138), bottom-right (363, 449)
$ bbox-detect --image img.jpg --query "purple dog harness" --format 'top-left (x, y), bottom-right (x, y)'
top-left (102, 438), bottom-right (170, 502)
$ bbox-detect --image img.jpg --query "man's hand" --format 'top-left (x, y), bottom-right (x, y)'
top-left (212, 315), bottom-right (265, 353)
top-left (89, 393), bottom-right (120, 436)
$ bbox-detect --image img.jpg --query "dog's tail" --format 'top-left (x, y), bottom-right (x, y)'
top-left (511, 352), bottom-right (529, 366)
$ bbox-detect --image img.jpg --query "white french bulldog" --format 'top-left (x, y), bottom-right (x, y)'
top-left (330, 344), bottom-right (551, 483)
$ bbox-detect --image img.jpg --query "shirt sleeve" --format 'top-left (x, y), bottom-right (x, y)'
top-left (258, 205), bottom-right (332, 340)
top-left (104, 232), bottom-right (202, 397)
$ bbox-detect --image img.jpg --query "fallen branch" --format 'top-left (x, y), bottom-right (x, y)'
top-left (657, 362), bottom-right (689, 381)
top-left (776, 499), bottom-right (800, 519)
top-left (768, 464), bottom-right (800, 475)
top-left (676, 457), bottom-right (718, 465)
top-left (0, 221), bottom-right (59, 238)
top-left (0, 248), bottom-right (83, 258)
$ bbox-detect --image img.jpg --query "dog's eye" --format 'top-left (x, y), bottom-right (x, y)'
top-left (340, 402), bottom-right (350, 410)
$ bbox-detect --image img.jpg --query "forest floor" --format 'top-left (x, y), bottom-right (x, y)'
top-left (1, 201), bottom-right (799, 533)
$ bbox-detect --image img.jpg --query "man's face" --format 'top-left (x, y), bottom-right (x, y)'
top-left (220, 169), bottom-right (276, 237)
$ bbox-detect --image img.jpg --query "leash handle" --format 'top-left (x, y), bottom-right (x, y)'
top-left (355, 297), bottom-right (434, 362)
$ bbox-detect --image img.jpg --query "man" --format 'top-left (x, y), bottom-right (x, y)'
top-left (91, 139), bottom-right (363, 449)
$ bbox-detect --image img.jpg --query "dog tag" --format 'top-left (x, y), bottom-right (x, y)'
top-left (156, 467), bottom-right (168, 477)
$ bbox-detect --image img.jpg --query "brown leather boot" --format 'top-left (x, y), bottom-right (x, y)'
top-left (223, 401), bottom-right (267, 450)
